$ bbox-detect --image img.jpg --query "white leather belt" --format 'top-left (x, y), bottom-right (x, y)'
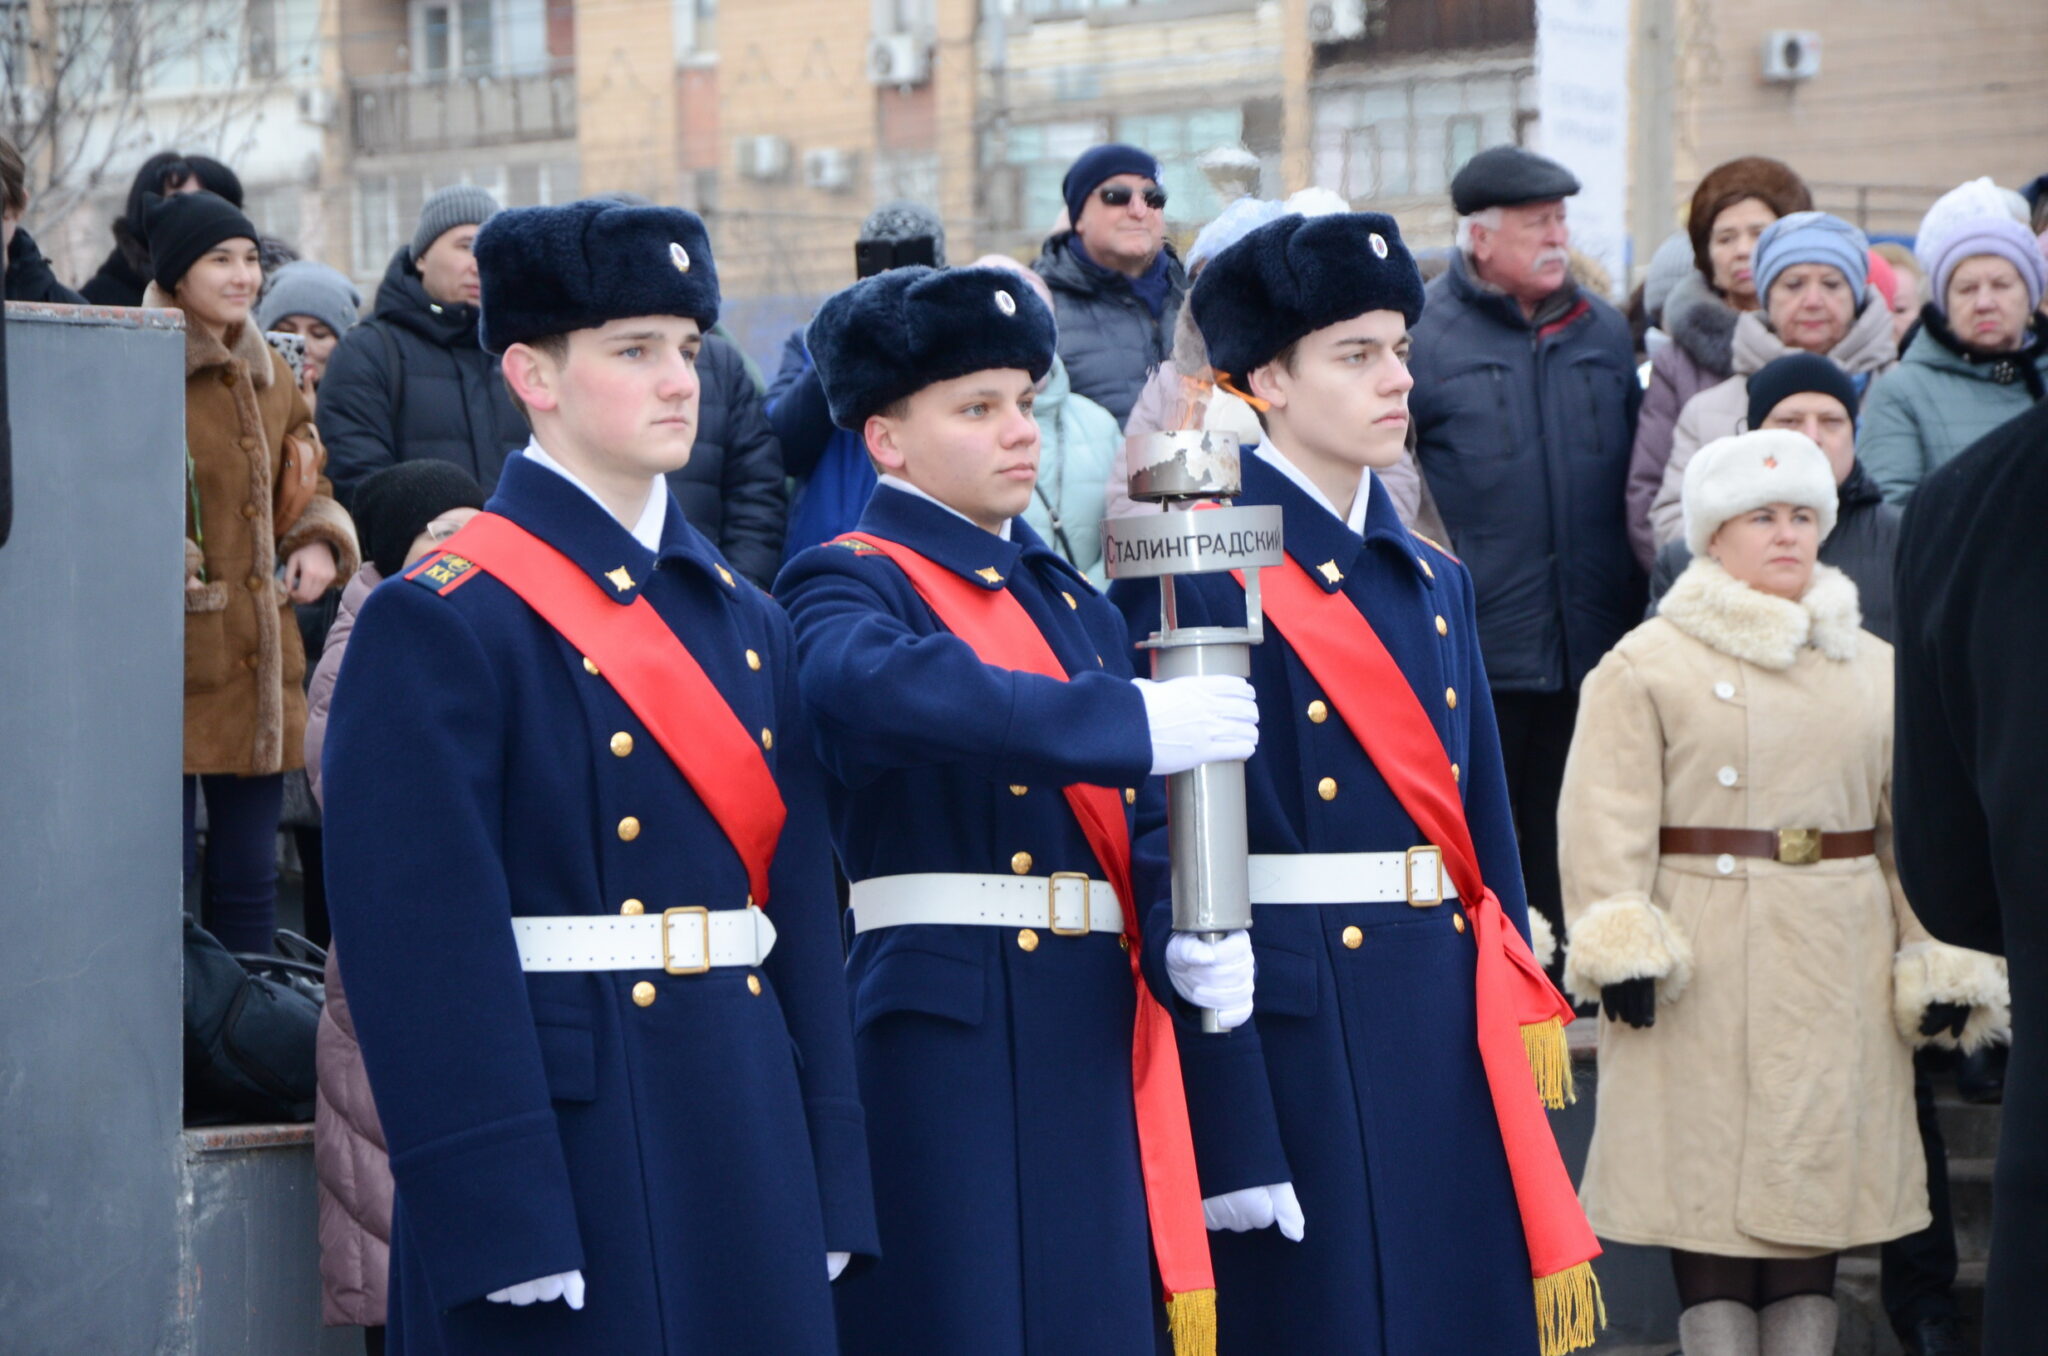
top-left (850, 872), bottom-right (1125, 936)
top-left (1247, 849), bottom-right (1453, 907)
top-left (511, 907), bottom-right (777, 973)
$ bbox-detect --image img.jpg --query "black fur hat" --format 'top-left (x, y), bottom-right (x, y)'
top-left (1191, 211), bottom-right (1424, 381)
top-left (475, 199), bottom-right (720, 354)
top-left (806, 265), bottom-right (1057, 429)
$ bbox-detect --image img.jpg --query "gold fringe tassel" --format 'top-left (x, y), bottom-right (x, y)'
top-left (1166, 1287), bottom-right (1217, 1356)
top-left (1534, 1261), bottom-right (1606, 1356)
top-left (1522, 1017), bottom-right (1575, 1109)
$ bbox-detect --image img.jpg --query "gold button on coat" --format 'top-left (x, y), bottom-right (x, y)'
top-left (632, 981), bottom-right (657, 1007)
top-left (617, 816), bottom-right (641, 842)
top-left (747, 974), bottom-right (763, 996)
top-left (240, 502), bottom-right (257, 519)
top-left (620, 898), bottom-right (645, 915)
top-left (760, 728), bottom-right (773, 750)
top-left (1063, 591), bottom-right (1078, 610)
top-left (1445, 687), bottom-right (1458, 710)
top-left (610, 732), bottom-right (634, 757)
top-left (1342, 925), bottom-right (1363, 949)
top-left (1010, 785), bottom-right (1029, 797)
top-left (583, 656), bottom-right (601, 675)
top-left (1011, 852), bottom-right (1033, 875)
top-left (1451, 763), bottom-right (1461, 783)
top-left (1436, 615), bottom-right (1449, 636)
top-left (1453, 914), bottom-right (1467, 934)
top-left (716, 565), bottom-right (735, 586)
top-left (1124, 788), bottom-right (1136, 805)
top-left (1307, 700), bottom-right (1329, 724)
top-left (246, 575), bottom-right (265, 592)
top-left (1419, 557), bottom-right (1434, 579)
top-left (1317, 777), bottom-right (1338, 801)
top-left (1017, 928), bottom-right (1040, 951)
top-left (746, 649), bottom-right (761, 671)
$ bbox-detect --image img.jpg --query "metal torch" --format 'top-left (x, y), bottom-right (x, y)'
top-left (1103, 417), bottom-right (1283, 1033)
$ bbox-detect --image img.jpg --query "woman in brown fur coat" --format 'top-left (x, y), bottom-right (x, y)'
top-left (153, 190), bottom-right (358, 952)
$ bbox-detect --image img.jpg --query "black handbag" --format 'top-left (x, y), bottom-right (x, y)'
top-left (183, 916), bottom-right (324, 1125)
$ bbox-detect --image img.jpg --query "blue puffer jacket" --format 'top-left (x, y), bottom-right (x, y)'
top-left (1031, 232), bottom-right (1187, 427)
top-left (1408, 253), bottom-right (1644, 693)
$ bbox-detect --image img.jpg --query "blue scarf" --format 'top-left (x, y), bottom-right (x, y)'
top-left (1069, 236), bottom-right (1173, 319)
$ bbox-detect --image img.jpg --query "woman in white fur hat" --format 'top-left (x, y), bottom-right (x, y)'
top-left (1555, 428), bottom-right (2009, 1356)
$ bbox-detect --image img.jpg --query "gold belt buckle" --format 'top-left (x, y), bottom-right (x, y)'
top-left (1405, 845), bottom-right (1444, 907)
top-left (1777, 828), bottom-right (1822, 866)
top-left (662, 906), bottom-right (712, 974)
top-left (1047, 871), bottom-right (1093, 936)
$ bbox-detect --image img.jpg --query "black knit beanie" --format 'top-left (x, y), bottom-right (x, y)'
top-left (144, 190), bottom-right (260, 291)
top-left (1745, 352), bottom-right (1860, 430)
top-left (353, 461), bottom-right (487, 581)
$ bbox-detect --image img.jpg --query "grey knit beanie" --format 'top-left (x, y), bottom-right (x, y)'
top-left (412, 184), bottom-right (501, 261)
top-left (858, 200), bottom-right (946, 267)
top-left (256, 260), bottom-right (363, 338)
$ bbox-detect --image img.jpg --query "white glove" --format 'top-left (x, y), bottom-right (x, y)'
top-left (1134, 675), bottom-right (1259, 776)
top-left (1202, 1182), bottom-right (1305, 1242)
top-left (828, 1251), bottom-right (851, 1282)
top-left (1165, 930), bottom-right (1256, 1030)
top-left (487, 1269), bottom-right (586, 1309)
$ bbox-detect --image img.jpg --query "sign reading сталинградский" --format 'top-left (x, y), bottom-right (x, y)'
top-left (1101, 504), bottom-right (1285, 580)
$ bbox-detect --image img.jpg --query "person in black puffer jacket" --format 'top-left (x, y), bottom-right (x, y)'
top-left (663, 332), bottom-right (786, 588)
top-left (315, 186), bottom-right (527, 506)
top-left (1030, 143), bottom-right (1188, 426)
top-left (79, 150), bottom-right (243, 307)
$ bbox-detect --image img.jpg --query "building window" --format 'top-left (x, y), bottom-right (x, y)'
top-left (417, 0), bottom-right (546, 75)
top-left (674, 0), bottom-right (716, 58)
top-left (1113, 106), bottom-right (1243, 223)
top-left (352, 174), bottom-right (400, 277)
top-left (1312, 64), bottom-right (1533, 201)
top-left (998, 119), bottom-right (1104, 233)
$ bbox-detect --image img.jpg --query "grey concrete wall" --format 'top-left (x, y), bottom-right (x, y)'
top-left (0, 303), bottom-right (189, 1354)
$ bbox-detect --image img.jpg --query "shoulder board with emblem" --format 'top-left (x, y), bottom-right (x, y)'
top-left (404, 550), bottom-right (482, 596)
top-left (1411, 532), bottom-right (1461, 564)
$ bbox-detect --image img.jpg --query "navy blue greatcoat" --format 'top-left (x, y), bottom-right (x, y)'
top-left (322, 454), bottom-right (876, 1355)
top-left (776, 485), bottom-right (1169, 1356)
top-left (1113, 453), bottom-right (1540, 1355)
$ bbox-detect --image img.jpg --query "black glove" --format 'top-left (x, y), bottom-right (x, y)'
top-left (1920, 1001), bottom-right (1970, 1040)
top-left (1601, 977), bottom-right (1657, 1029)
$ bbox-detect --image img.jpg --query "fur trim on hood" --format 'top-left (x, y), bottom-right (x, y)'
top-left (1562, 892), bottom-right (1696, 1007)
top-left (1662, 271), bottom-right (1742, 381)
top-left (1658, 558), bottom-right (1862, 669)
top-left (1730, 291), bottom-right (1898, 379)
top-left (1893, 941), bottom-right (2012, 1054)
top-left (146, 281), bottom-right (279, 385)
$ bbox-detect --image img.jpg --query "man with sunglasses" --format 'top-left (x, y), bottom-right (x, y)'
top-left (1033, 143), bottom-right (1188, 425)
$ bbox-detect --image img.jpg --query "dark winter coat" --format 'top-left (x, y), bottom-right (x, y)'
top-left (1647, 460), bottom-right (1901, 642)
top-left (776, 487), bottom-right (1168, 1356)
top-left (78, 223), bottom-right (152, 306)
top-left (1408, 252), bottom-right (1645, 694)
top-left (1031, 231), bottom-right (1187, 426)
top-left (1628, 272), bottom-right (1740, 568)
top-left (323, 455), bottom-right (876, 1354)
top-left (662, 334), bottom-right (786, 588)
top-left (316, 248), bottom-right (527, 506)
top-left (768, 328), bottom-right (878, 564)
top-left (1892, 398), bottom-right (2048, 1355)
top-left (3, 228), bottom-right (86, 304)
top-left (1111, 455), bottom-right (1542, 1354)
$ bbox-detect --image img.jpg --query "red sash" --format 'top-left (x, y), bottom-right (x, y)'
top-left (839, 533), bottom-right (1216, 1355)
top-left (421, 512), bottom-right (786, 908)
top-left (1243, 553), bottom-right (1603, 1356)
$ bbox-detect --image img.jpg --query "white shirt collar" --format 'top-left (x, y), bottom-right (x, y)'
top-left (877, 474), bottom-right (1014, 541)
top-left (1250, 436), bottom-right (1373, 537)
top-left (521, 437), bottom-right (667, 552)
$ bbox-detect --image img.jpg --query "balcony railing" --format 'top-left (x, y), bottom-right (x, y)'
top-left (350, 63), bottom-right (576, 157)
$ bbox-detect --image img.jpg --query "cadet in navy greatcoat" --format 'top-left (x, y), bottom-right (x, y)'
top-left (322, 201), bottom-right (875, 1355)
top-left (1114, 213), bottom-right (1585, 1354)
top-left (776, 264), bottom-right (1258, 1355)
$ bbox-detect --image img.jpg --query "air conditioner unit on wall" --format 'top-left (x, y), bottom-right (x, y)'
top-left (1761, 30), bottom-right (1822, 83)
top-left (868, 33), bottom-right (932, 87)
top-left (1308, 0), bottom-right (1367, 44)
top-left (734, 135), bottom-right (792, 181)
top-left (804, 148), bottom-right (857, 193)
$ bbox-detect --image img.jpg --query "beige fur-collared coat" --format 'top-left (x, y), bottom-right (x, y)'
top-left (1558, 558), bottom-right (2007, 1257)
top-left (165, 283), bottom-right (359, 776)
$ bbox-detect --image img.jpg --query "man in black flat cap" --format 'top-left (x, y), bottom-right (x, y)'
top-left (1406, 145), bottom-right (1642, 949)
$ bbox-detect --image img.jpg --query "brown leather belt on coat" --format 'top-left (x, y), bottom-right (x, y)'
top-left (1659, 827), bottom-right (1878, 866)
